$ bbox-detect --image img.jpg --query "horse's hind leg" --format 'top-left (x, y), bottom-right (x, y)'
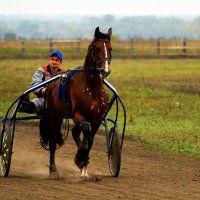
top-left (49, 127), bottom-right (57, 174)
top-left (56, 115), bottom-right (64, 146)
top-left (48, 112), bottom-right (61, 179)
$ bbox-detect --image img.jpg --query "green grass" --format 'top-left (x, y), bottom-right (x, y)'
top-left (0, 58), bottom-right (200, 158)
top-left (108, 59), bottom-right (200, 157)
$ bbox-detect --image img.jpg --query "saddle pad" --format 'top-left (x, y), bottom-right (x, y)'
top-left (58, 66), bottom-right (81, 100)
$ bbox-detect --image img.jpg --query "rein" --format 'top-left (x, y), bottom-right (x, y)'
top-left (58, 66), bottom-right (104, 76)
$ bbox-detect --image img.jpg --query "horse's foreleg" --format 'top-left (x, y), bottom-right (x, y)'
top-left (72, 124), bottom-right (82, 148)
top-left (74, 121), bottom-right (90, 171)
top-left (48, 111), bottom-right (59, 178)
top-left (80, 121), bottom-right (90, 150)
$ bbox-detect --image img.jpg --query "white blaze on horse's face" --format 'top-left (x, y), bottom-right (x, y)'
top-left (103, 42), bottom-right (109, 73)
top-left (97, 41), bottom-right (111, 78)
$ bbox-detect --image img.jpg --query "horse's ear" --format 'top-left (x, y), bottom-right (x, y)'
top-left (108, 28), bottom-right (112, 37)
top-left (94, 27), bottom-right (100, 38)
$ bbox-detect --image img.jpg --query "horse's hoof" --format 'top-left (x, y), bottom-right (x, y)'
top-left (80, 166), bottom-right (89, 181)
top-left (49, 171), bottom-right (60, 180)
top-left (80, 176), bottom-right (89, 182)
top-left (80, 173), bottom-right (89, 182)
top-left (88, 176), bottom-right (103, 182)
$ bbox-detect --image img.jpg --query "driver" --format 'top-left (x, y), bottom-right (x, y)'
top-left (19, 50), bottom-right (64, 113)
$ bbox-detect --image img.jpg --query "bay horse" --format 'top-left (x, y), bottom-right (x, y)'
top-left (46, 27), bottom-right (112, 179)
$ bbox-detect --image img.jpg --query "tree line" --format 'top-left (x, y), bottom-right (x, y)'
top-left (1, 15), bottom-right (200, 41)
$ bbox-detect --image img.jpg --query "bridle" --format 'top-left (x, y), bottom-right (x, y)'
top-left (89, 38), bottom-right (112, 71)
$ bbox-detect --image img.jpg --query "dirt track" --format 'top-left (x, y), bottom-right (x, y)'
top-left (1, 123), bottom-right (200, 200)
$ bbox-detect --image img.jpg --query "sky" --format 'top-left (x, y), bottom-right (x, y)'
top-left (0, 0), bottom-right (199, 17)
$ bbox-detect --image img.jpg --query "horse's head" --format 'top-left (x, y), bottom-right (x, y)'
top-left (89, 27), bottom-right (112, 78)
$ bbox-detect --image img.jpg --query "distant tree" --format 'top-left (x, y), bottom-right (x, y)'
top-left (4, 32), bottom-right (16, 40)
top-left (0, 15), bottom-right (200, 40)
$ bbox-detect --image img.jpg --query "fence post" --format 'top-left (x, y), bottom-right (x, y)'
top-left (182, 39), bottom-right (186, 55)
top-left (20, 40), bottom-right (25, 56)
top-left (157, 39), bottom-right (160, 56)
top-left (49, 39), bottom-right (53, 53)
top-left (130, 39), bottom-right (134, 55)
top-left (76, 40), bottom-right (80, 52)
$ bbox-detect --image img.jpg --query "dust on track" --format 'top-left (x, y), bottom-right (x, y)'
top-left (1, 123), bottom-right (200, 200)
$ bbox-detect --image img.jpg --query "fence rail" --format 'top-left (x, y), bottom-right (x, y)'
top-left (1, 39), bottom-right (200, 59)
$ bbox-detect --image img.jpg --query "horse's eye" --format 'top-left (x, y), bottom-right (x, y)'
top-left (96, 48), bottom-right (100, 52)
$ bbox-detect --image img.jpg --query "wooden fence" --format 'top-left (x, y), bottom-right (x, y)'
top-left (1, 39), bottom-right (200, 59)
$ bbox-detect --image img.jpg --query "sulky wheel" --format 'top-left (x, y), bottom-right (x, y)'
top-left (0, 120), bottom-right (13, 177)
top-left (108, 127), bottom-right (121, 177)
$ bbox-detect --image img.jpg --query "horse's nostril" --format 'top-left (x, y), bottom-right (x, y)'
top-left (100, 69), bottom-right (110, 77)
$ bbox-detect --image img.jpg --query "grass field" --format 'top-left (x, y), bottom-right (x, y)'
top-left (0, 58), bottom-right (200, 157)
